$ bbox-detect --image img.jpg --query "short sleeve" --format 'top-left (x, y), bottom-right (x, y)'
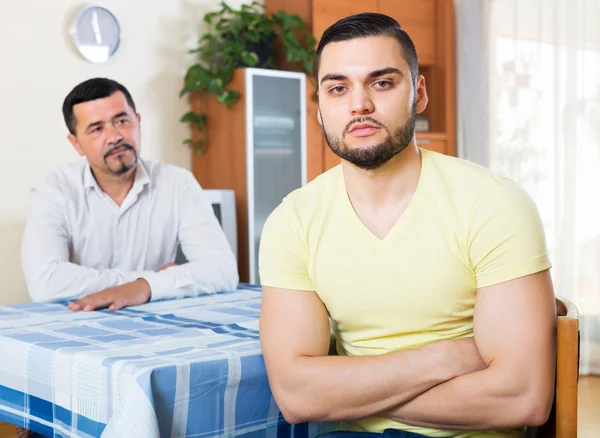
top-left (259, 197), bottom-right (314, 291)
top-left (469, 176), bottom-right (552, 288)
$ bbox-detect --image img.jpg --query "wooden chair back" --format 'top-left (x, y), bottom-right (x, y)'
top-left (535, 297), bottom-right (580, 438)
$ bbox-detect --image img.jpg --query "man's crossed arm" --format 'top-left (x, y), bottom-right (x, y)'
top-left (259, 270), bottom-right (556, 430)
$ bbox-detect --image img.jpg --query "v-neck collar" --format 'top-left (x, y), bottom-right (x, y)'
top-left (338, 148), bottom-right (429, 245)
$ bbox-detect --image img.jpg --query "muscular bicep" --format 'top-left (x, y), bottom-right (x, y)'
top-left (260, 287), bottom-right (331, 386)
top-left (473, 270), bottom-right (556, 397)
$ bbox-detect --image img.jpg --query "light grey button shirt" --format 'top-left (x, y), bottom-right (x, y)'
top-left (21, 158), bottom-right (239, 302)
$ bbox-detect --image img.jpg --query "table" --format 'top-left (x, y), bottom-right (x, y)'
top-left (0, 284), bottom-right (335, 438)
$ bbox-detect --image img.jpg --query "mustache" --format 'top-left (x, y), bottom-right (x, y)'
top-left (104, 142), bottom-right (134, 159)
top-left (343, 116), bottom-right (387, 135)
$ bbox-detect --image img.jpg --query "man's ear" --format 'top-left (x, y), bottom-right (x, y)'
top-left (317, 108), bottom-right (323, 127)
top-left (68, 134), bottom-right (85, 157)
top-left (415, 75), bottom-right (429, 114)
top-left (137, 113), bottom-right (141, 124)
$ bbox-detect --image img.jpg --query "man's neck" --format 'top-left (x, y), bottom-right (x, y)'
top-left (342, 141), bottom-right (422, 207)
top-left (91, 165), bottom-right (137, 206)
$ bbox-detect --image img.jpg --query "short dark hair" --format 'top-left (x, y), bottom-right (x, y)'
top-left (62, 78), bottom-right (136, 135)
top-left (314, 12), bottom-right (419, 85)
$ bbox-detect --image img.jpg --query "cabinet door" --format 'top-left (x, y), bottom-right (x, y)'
top-left (378, 0), bottom-right (436, 66)
top-left (312, 0), bottom-right (378, 41)
top-left (247, 70), bottom-right (306, 284)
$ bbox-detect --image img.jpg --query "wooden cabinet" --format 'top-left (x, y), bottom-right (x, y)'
top-left (416, 133), bottom-right (447, 155)
top-left (378, 0), bottom-right (436, 66)
top-left (312, 0), bottom-right (378, 40)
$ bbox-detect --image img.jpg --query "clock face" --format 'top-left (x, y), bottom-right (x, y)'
top-left (71, 5), bottom-right (121, 64)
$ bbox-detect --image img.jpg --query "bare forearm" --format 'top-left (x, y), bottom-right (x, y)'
top-left (274, 343), bottom-right (459, 424)
top-left (386, 367), bottom-right (549, 430)
top-left (386, 273), bottom-right (557, 430)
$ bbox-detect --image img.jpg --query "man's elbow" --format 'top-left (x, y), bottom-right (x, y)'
top-left (271, 382), bottom-right (328, 425)
top-left (518, 389), bottom-right (554, 427)
top-left (226, 262), bottom-right (239, 290)
top-left (28, 281), bottom-right (61, 303)
top-left (214, 250), bottom-right (238, 291)
top-left (25, 277), bottom-right (51, 303)
top-left (29, 288), bottom-right (47, 303)
top-left (278, 405), bottom-right (305, 425)
top-left (496, 384), bottom-right (554, 428)
top-left (25, 266), bottom-right (75, 303)
top-left (217, 260), bottom-right (238, 292)
top-left (273, 390), bottom-right (315, 425)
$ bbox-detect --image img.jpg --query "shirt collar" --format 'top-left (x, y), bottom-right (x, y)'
top-left (83, 158), bottom-right (152, 192)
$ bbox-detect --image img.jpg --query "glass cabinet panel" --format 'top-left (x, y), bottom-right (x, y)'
top-left (247, 69), bottom-right (306, 284)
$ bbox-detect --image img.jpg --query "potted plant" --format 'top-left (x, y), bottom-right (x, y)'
top-left (180, 0), bottom-right (317, 154)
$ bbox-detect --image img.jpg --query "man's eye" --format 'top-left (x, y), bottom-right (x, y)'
top-left (116, 118), bottom-right (130, 125)
top-left (330, 86), bottom-right (346, 94)
top-left (375, 80), bottom-right (392, 88)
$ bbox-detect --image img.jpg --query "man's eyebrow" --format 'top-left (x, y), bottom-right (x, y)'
top-left (84, 112), bottom-right (131, 132)
top-left (85, 120), bottom-right (104, 132)
top-left (320, 68), bottom-right (403, 86)
top-left (111, 112), bottom-right (129, 120)
top-left (367, 67), bottom-right (403, 79)
top-left (320, 73), bottom-right (348, 85)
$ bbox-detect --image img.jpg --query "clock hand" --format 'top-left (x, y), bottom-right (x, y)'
top-left (91, 10), bottom-right (103, 44)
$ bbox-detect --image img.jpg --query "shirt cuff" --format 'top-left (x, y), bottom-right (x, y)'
top-left (136, 271), bottom-right (175, 302)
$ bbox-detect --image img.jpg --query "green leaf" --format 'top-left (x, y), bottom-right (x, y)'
top-left (228, 27), bottom-right (239, 39)
top-left (198, 33), bottom-right (217, 45)
top-left (221, 1), bottom-right (233, 13)
top-left (241, 51), bottom-right (259, 67)
top-left (247, 31), bottom-right (261, 43)
top-left (217, 90), bottom-right (241, 106)
top-left (302, 60), bottom-right (312, 75)
top-left (183, 64), bottom-right (212, 93)
top-left (286, 47), bottom-right (304, 63)
top-left (220, 68), bottom-right (234, 84)
top-left (284, 14), bottom-right (304, 29)
top-left (180, 112), bottom-right (207, 125)
top-left (203, 11), bottom-right (219, 24)
top-left (180, 112), bottom-right (198, 124)
top-left (208, 77), bottom-right (224, 94)
top-left (184, 138), bottom-right (208, 155)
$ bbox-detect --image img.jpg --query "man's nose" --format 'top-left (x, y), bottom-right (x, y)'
top-left (350, 88), bottom-right (375, 115)
top-left (106, 123), bottom-right (123, 144)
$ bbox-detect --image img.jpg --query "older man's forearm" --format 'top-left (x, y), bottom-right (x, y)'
top-left (143, 253), bottom-right (238, 301)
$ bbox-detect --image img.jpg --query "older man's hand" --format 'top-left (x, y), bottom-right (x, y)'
top-left (68, 279), bottom-right (151, 312)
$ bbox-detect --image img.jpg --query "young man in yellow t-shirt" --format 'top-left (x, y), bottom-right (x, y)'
top-left (258, 12), bottom-right (556, 438)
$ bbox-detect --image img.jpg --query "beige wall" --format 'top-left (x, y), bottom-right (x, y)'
top-left (0, 0), bottom-right (254, 305)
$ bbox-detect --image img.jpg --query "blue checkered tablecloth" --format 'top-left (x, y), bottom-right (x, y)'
top-left (0, 284), bottom-right (336, 438)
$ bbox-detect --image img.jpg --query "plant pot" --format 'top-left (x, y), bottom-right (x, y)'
top-left (243, 37), bottom-right (275, 67)
top-left (220, 32), bottom-right (275, 68)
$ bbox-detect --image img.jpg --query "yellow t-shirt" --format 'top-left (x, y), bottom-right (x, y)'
top-left (259, 148), bottom-right (551, 437)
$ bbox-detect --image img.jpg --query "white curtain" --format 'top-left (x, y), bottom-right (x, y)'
top-left (457, 0), bottom-right (600, 375)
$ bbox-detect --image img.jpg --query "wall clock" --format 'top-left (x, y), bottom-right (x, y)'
top-left (70, 5), bottom-right (121, 64)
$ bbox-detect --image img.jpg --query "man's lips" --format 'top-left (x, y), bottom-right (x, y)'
top-left (348, 124), bottom-right (380, 137)
top-left (105, 147), bottom-right (130, 158)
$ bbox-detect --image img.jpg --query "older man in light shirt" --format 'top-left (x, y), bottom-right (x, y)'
top-left (21, 77), bottom-right (238, 311)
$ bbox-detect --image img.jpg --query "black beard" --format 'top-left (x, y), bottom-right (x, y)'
top-left (103, 142), bottom-right (138, 176)
top-left (322, 104), bottom-right (416, 171)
